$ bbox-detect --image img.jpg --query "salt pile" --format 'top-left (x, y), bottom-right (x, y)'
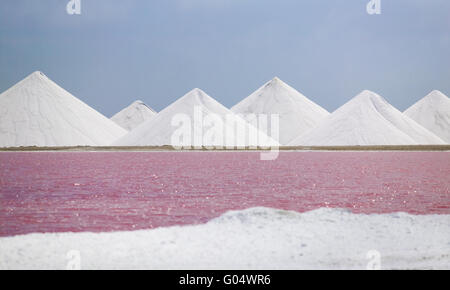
top-left (0, 72), bottom-right (127, 147)
top-left (0, 207), bottom-right (448, 270)
top-left (114, 88), bottom-right (278, 147)
top-left (232, 77), bottom-right (330, 145)
top-left (289, 90), bottom-right (446, 146)
top-left (404, 90), bottom-right (450, 143)
top-left (111, 100), bottom-right (157, 131)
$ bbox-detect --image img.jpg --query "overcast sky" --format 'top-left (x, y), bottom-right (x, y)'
top-left (0, 0), bottom-right (449, 116)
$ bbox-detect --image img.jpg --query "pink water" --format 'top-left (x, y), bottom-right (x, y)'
top-left (0, 152), bottom-right (449, 237)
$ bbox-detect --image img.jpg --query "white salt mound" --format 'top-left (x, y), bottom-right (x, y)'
top-left (232, 77), bottom-right (330, 145)
top-left (289, 90), bottom-right (446, 146)
top-left (114, 88), bottom-right (278, 147)
top-left (0, 207), bottom-right (448, 270)
top-left (404, 90), bottom-right (450, 144)
top-left (0, 71), bottom-right (127, 147)
top-left (111, 100), bottom-right (157, 131)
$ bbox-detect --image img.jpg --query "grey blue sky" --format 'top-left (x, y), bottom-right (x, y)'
top-left (0, 0), bottom-right (449, 116)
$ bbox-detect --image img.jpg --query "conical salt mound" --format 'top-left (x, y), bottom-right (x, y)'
top-left (114, 88), bottom-right (278, 147)
top-left (111, 100), bottom-right (157, 131)
top-left (289, 90), bottom-right (445, 146)
top-left (232, 77), bottom-right (330, 145)
top-left (404, 90), bottom-right (450, 143)
top-left (0, 71), bottom-right (127, 147)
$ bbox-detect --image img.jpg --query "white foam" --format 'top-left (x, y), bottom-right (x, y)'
top-left (404, 90), bottom-right (450, 143)
top-left (111, 100), bottom-right (157, 131)
top-left (0, 72), bottom-right (127, 147)
top-left (0, 207), bottom-right (448, 270)
top-left (232, 77), bottom-right (330, 145)
top-left (289, 90), bottom-right (445, 146)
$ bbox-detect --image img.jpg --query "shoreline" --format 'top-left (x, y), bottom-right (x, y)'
top-left (0, 145), bottom-right (450, 152)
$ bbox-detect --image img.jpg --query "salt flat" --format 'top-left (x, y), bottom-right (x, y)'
top-left (114, 88), bottom-right (278, 147)
top-left (0, 207), bottom-right (448, 270)
top-left (232, 77), bottom-right (329, 145)
top-left (111, 100), bottom-right (157, 131)
top-left (405, 90), bottom-right (450, 143)
top-left (0, 72), bottom-right (127, 147)
top-left (289, 90), bottom-right (445, 146)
